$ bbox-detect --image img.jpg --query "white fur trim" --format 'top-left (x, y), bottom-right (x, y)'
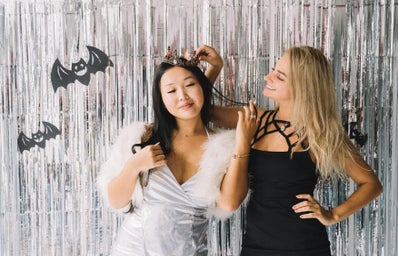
top-left (96, 122), bottom-right (147, 212)
top-left (208, 191), bottom-right (252, 220)
top-left (194, 129), bottom-right (237, 219)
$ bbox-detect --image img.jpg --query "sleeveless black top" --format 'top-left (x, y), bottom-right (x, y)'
top-left (241, 111), bottom-right (331, 256)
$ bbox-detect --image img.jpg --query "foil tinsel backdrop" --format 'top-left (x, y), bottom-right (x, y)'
top-left (0, 0), bottom-right (397, 255)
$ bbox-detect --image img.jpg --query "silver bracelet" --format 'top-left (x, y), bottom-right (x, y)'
top-left (232, 153), bottom-right (250, 159)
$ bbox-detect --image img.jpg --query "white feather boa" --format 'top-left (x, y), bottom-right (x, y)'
top-left (96, 122), bottom-right (237, 218)
top-left (97, 122), bottom-right (148, 213)
top-left (194, 127), bottom-right (238, 219)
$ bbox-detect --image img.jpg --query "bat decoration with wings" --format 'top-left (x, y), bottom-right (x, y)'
top-left (51, 45), bottom-right (114, 92)
top-left (18, 121), bottom-right (61, 153)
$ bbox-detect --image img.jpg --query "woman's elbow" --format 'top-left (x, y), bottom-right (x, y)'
top-left (108, 197), bottom-right (132, 211)
top-left (217, 197), bottom-right (246, 212)
top-left (364, 178), bottom-right (383, 200)
top-left (374, 180), bottom-right (383, 197)
top-left (218, 202), bottom-right (241, 212)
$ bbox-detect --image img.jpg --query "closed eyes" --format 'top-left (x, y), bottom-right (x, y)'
top-left (271, 68), bottom-right (286, 81)
top-left (166, 83), bottom-right (196, 93)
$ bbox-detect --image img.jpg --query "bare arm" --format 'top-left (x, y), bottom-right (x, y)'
top-left (197, 44), bottom-right (265, 129)
top-left (211, 105), bottom-right (242, 129)
top-left (211, 104), bottom-right (265, 129)
top-left (327, 156), bottom-right (382, 223)
top-left (108, 143), bottom-right (166, 209)
top-left (216, 102), bottom-right (259, 211)
top-left (293, 155), bottom-right (383, 226)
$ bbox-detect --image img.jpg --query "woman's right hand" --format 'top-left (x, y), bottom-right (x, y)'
top-left (235, 101), bottom-right (259, 149)
top-left (128, 143), bottom-right (167, 173)
top-left (107, 143), bottom-right (165, 209)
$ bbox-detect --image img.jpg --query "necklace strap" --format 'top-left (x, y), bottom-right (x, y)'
top-left (271, 111), bottom-right (291, 132)
top-left (251, 110), bottom-right (299, 152)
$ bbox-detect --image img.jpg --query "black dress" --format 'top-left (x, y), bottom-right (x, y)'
top-left (241, 111), bottom-right (331, 256)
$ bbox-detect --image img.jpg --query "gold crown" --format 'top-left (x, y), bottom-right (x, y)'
top-left (162, 47), bottom-right (199, 67)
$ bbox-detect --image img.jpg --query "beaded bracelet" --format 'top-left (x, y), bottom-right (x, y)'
top-left (232, 153), bottom-right (250, 159)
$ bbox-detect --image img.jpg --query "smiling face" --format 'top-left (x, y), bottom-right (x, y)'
top-left (263, 53), bottom-right (292, 105)
top-left (72, 59), bottom-right (87, 76)
top-left (159, 66), bottom-right (204, 121)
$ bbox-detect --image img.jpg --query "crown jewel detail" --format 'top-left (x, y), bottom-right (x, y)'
top-left (162, 47), bottom-right (200, 67)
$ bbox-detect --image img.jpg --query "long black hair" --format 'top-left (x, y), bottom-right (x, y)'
top-left (126, 61), bottom-right (214, 213)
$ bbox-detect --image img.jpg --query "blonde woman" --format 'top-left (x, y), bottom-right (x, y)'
top-left (199, 45), bottom-right (383, 255)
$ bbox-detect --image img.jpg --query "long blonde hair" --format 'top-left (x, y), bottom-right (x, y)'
top-left (287, 46), bottom-right (358, 180)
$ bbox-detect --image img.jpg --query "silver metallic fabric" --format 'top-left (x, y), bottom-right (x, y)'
top-left (111, 166), bottom-right (208, 256)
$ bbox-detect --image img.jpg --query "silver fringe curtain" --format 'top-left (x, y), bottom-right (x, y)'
top-left (0, 0), bottom-right (397, 255)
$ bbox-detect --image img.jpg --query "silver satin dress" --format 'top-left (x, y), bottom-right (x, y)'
top-left (111, 165), bottom-right (209, 256)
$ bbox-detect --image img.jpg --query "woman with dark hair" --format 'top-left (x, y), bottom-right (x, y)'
top-left (97, 49), bottom-right (257, 255)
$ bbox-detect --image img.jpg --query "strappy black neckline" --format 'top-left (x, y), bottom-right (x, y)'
top-left (252, 110), bottom-right (299, 153)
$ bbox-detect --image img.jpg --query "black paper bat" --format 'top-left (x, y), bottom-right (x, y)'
top-left (18, 121), bottom-right (61, 153)
top-left (51, 45), bottom-right (114, 92)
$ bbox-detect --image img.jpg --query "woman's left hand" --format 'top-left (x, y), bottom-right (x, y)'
top-left (292, 194), bottom-right (338, 226)
top-left (195, 45), bottom-right (223, 85)
top-left (195, 44), bottom-right (223, 69)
